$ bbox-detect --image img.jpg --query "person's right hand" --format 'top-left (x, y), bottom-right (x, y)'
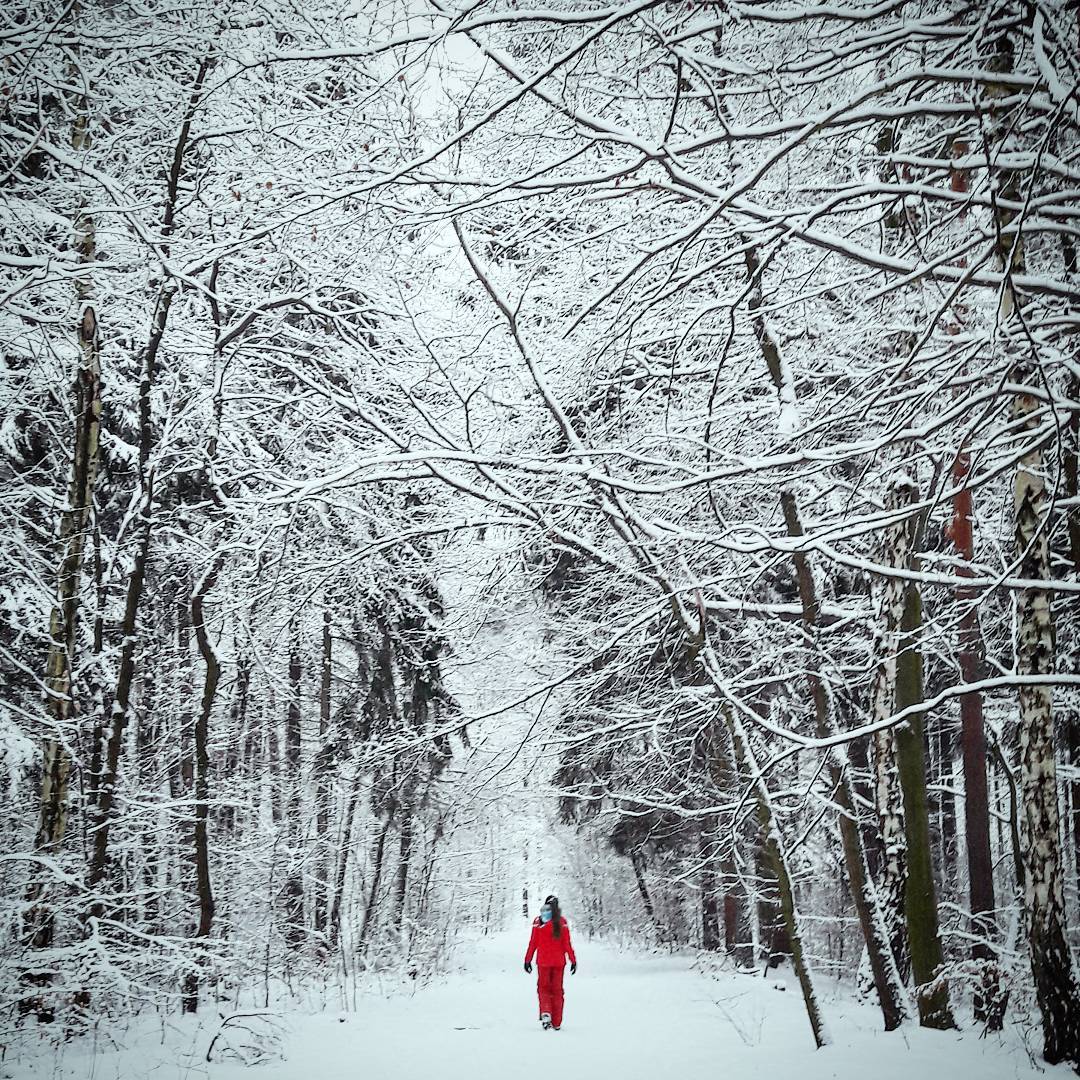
top-left (524, 961), bottom-right (532, 974)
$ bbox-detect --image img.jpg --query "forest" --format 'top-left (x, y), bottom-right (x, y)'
top-left (1, 0), bottom-right (1079, 1076)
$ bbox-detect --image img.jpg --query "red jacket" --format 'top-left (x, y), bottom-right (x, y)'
top-left (525, 916), bottom-right (576, 967)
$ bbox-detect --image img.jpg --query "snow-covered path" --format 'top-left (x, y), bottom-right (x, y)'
top-left (11, 931), bottom-right (1067, 1080)
top-left (205, 931), bottom-right (1064, 1080)
top-left (267, 931), bottom-right (738, 1080)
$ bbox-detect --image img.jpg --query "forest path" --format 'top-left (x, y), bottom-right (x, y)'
top-left (199, 929), bottom-right (1054, 1080)
top-left (270, 929), bottom-right (738, 1079)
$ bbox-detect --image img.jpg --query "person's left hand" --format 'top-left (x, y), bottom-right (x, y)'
top-left (570, 962), bottom-right (577, 975)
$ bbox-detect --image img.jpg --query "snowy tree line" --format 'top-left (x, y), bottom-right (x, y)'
top-left (2, 0), bottom-right (1080, 1070)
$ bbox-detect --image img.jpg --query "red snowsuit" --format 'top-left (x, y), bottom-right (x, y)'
top-left (525, 916), bottom-right (576, 1028)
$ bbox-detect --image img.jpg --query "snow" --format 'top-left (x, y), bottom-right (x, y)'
top-left (7, 930), bottom-right (1065, 1080)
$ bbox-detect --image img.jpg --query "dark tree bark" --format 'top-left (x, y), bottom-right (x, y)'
top-left (181, 556), bottom-right (223, 1013)
top-left (781, 490), bottom-right (907, 1030)
top-left (220, 659), bottom-right (250, 833)
top-left (723, 892), bottom-right (739, 956)
top-left (630, 849), bottom-right (662, 943)
top-left (86, 49), bottom-right (214, 914)
top-left (755, 844), bottom-right (785, 969)
top-left (85, 338), bottom-right (158, 915)
top-left (737, 241), bottom-right (900, 1031)
top-left (283, 628), bottom-right (304, 952)
top-left (266, 705), bottom-right (282, 825)
top-left (947, 448), bottom-right (999, 1024)
top-left (393, 811), bottom-right (413, 935)
top-left (136, 656), bottom-right (162, 936)
top-left (328, 765), bottom-right (364, 954)
top-left (314, 609), bottom-right (332, 942)
top-left (895, 584), bottom-right (955, 1029)
top-left (356, 801), bottom-right (397, 958)
top-left (701, 862), bottom-right (721, 952)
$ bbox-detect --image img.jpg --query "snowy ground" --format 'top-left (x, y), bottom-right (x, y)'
top-left (5, 931), bottom-right (1064, 1080)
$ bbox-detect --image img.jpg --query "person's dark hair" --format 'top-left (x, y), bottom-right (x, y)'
top-left (545, 894), bottom-right (563, 939)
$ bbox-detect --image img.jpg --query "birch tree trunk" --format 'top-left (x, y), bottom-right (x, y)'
top-left (1064, 369), bottom-right (1080, 578)
top-left (30, 50), bottom-right (103, 970)
top-left (983, 7), bottom-right (1080, 1059)
top-left (1011, 288), bottom-right (1080, 1061)
top-left (869, 480), bottom-right (918, 980)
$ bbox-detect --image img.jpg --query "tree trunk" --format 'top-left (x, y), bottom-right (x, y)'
top-left (981, 10), bottom-right (1080, 1059)
top-left (356, 802), bottom-right (397, 958)
top-left (136, 662), bottom-right (162, 936)
top-left (630, 849), bottom-right (662, 943)
top-left (1013, 363), bottom-right (1080, 1065)
top-left (328, 765), bottom-right (364, 954)
top-left (724, 708), bottom-right (829, 1047)
top-left (85, 324), bottom-right (159, 912)
top-left (84, 44), bottom-right (214, 916)
top-left (220, 659), bottom-right (250, 833)
top-left (931, 719), bottom-right (958, 895)
top-left (393, 811), bottom-right (413, 936)
top-left (758, 798), bottom-right (827, 1045)
top-left (869, 480), bottom-right (918, 982)
top-left (701, 861), bottom-right (720, 952)
top-left (314, 609), bottom-right (332, 943)
top-left (283, 629), bottom-right (304, 952)
top-left (29, 63), bottom-right (103, 965)
top-left (781, 490), bottom-right (908, 1030)
top-left (949, 448), bottom-right (999, 1024)
top-left (723, 892), bottom-right (739, 956)
top-left (895, 583), bottom-right (955, 1029)
top-left (1064, 369), bottom-right (1080, 577)
top-left (181, 557), bottom-right (222, 1013)
top-left (1058, 277), bottom-right (1080, 898)
top-left (755, 844), bottom-right (785, 969)
top-left (741, 239), bottom-right (900, 1030)
top-left (85, 520), bottom-right (152, 921)
top-left (267, 708), bottom-right (282, 825)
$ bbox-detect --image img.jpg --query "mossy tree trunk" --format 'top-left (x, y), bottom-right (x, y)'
top-left (895, 584), bottom-right (954, 1029)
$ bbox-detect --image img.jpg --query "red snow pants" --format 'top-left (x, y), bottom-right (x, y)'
top-left (536, 964), bottom-right (565, 1027)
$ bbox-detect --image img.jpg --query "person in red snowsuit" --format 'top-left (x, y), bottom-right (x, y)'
top-left (524, 894), bottom-right (577, 1030)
